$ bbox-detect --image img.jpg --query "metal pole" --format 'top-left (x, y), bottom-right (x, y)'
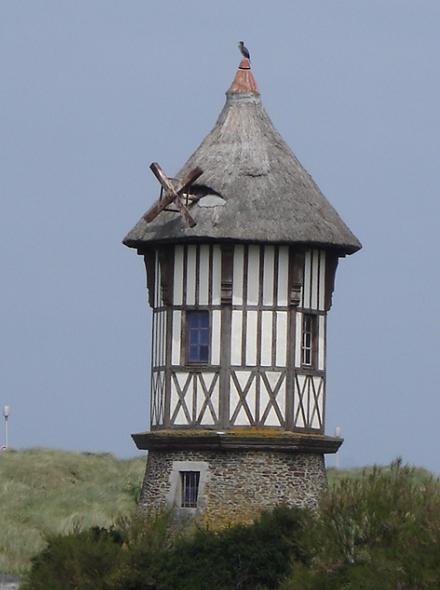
top-left (3, 406), bottom-right (10, 449)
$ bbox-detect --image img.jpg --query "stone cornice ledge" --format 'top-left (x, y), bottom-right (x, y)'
top-left (132, 429), bottom-right (343, 454)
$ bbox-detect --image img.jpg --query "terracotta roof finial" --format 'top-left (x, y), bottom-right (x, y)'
top-left (228, 49), bottom-right (259, 95)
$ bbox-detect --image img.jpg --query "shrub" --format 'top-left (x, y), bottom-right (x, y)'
top-left (22, 506), bottom-right (310, 590)
top-left (21, 526), bottom-right (123, 590)
top-left (155, 505), bottom-right (310, 590)
top-left (282, 459), bottom-right (440, 589)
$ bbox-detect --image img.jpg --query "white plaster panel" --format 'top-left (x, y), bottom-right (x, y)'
top-left (261, 311), bottom-right (273, 366)
top-left (156, 312), bottom-right (161, 367)
top-left (311, 377), bottom-right (323, 429)
top-left (201, 408), bottom-right (215, 425)
top-left (231, 310), bottom-right (243, 366)
top-left (303, 250), bottom-right (312, 309)
top-left (171, 310), bottom-right (182, 365)
top-left (197, 373), bottom-right (219, 425)
top-left (210, 376), bottom-right (219, 420)
top-left (266, 370), bottom-right (283, 391)
top-left (277, 246), bottom-right (289, 306)
top-left (173, 246), bottom-right (184, 305)
top-left (260, 378), bottom-right (270, 416)
top-left (152, 312), bottom-right (157, 367)
top-left (176, 373), bottom-right (193, 425)
top-left (246, 311), bottom-right (258, 366)
top-left (318, 315), bottom-right (325, 371)
top-left (159, 371), bottom-right (165, 425)
top-left (154, 251), bottom-right (159, 308)
top-left (294, 374), bottom-right (307, 428)
top-left (212, 246), bottom-right (222, 305)
top-left (246, 374), bottom-right (256, 421)
top-left (232, 371), bottom-right (255, 423)
top-left (234, 405), bottom-right (250, 426)
top-left (263, 246), bottom-right (275, 305)
top-left (265, 405), bottom-right (281, 426)
top-left (199, 245), bottom-right (210, 305)
top-left (295, 312), bottom-right (302, 368)
top-left (211, 309), bottom-right (221, 365)
top-left (170, 377), bottom-right (180, 422)
top-left (275, 311), bottom-right (287, 367)
top-left (311, 249), bottom-right (319, 310)
top-left (229, 375), bottom-right (241, 420)
top-left (276, 378), bottom-right (286, 422)
top-left (153, 252), bottom-right (157, 308)
top-left (162, 311), bottom-right (167, 366)
top-left (175, 404), bottom-right (189, 425)
top-left (319, 250), bottom-right (326, 311)
top-left (151, 373), bottom-right (157, 426)
top-left (232, 245), bottom-right (244, 305)
top-left (236, 370), bottom-right (253, 390)
top-left (154, 371), bottom-right (164, 425)
top-left (158, 311), bottom-right (163, 366)
top-left (247, 245), bottom-right (260, 305)
top-left (186, 245), bottom-right (197, 305)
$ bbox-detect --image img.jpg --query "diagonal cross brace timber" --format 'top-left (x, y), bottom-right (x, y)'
top-left (143, 162), bottom-right (203, 227)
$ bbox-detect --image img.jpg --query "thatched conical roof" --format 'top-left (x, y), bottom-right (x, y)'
top-left (124, 59), bottom-right (361, 255)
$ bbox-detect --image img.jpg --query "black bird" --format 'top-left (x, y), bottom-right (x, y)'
top-left (238, 41), bottom-right (251, 61)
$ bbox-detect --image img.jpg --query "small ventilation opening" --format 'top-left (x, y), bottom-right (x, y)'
top-left (180, 471), bottom-right (200, 508)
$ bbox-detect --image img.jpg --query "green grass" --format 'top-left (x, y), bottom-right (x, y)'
top-left (0, 448), bottom-right (145, 575)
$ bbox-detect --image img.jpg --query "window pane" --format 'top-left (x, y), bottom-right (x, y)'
top-left (181, 471), bottom-right (200, 508)
top-left (302, 314), bottom-right (315, 367)
top-left (189, 345), bottom-right (199, 362)
top-left (199, 345), bottom-right (209, 362)
top-left (190, 330), bottom-right (199, 345)
top-left (186, 311), bottom-right (209, 363)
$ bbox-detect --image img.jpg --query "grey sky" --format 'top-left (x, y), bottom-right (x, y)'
top-left (1, 1), bottom-right (439, 471)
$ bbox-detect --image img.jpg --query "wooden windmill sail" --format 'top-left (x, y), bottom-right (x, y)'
top-left (143, 162), bottom-right (203, 228)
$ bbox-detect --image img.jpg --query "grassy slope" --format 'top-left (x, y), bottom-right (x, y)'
top-left (0, 449), bottom-right (435, 576)
top-left (0, 448), bottom-right (145, 575)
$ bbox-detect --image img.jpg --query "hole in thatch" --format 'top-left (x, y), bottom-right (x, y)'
top-left (191, 185), bottom-right (226, 208)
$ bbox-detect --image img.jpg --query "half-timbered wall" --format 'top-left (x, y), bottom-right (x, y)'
top-left (294, 249), bottom-right (327, 432)
top-left (229, 245), bottom-right (289, 428)
top-left (147, 244), bottom-right (333, 433)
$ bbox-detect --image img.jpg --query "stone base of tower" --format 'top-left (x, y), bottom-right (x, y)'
top-left (134, 431), bottom-right (341, 527)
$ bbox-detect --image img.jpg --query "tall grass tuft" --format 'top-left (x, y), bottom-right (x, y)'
top-left (0, 448), bottom-right (145, 575)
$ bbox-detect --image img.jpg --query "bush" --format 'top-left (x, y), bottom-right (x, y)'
top-left (282, 459), bottom-right (440, 590)
top-left (21, 526), bottom-right (123, 590)
top-left (146, 506), bottom-right (310, 590)
top-left (22, 506), bottom-right (310, 590)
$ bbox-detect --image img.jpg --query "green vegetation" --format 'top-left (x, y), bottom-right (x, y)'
top-left (0, 448), bottom-right (145, 575)
top-left (3, 449), bottom-right (440, 589)
top-left (21, 506), bottom-right (309, 590)
top-left (282, 459), bottom-right (440, 589)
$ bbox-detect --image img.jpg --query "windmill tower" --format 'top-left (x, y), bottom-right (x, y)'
top-left (123, 56), bottom-right (360, 525)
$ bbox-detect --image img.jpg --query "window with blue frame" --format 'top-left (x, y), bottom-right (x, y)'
top-left (186, 311), bottom-right (209, 363)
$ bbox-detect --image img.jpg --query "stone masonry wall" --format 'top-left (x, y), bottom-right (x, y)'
top-left (138, 449), bottom-right (327, 527)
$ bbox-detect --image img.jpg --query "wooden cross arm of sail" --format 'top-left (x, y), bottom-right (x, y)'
top-left (143, 163), bottom-right (203, 227)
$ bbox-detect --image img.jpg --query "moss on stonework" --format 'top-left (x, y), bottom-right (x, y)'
top-left (142, 428), bottom-right (336, 440)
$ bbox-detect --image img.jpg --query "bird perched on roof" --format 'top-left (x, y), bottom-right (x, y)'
top-left (238, 41), bottom-right (251, 61)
